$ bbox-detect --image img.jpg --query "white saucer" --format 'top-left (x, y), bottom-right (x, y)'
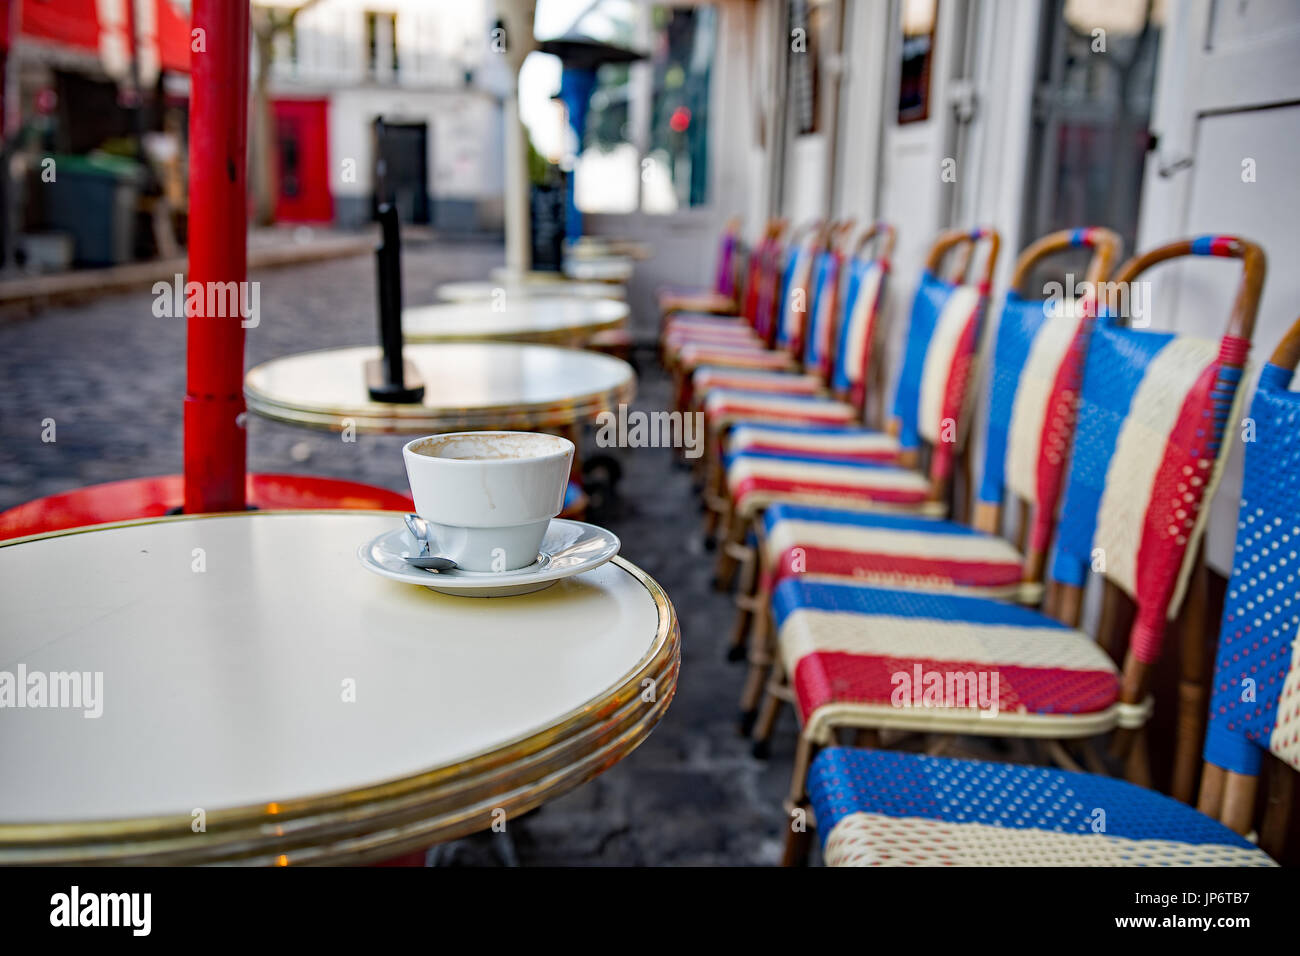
top-left (357, 519), bottom-right (621, 597)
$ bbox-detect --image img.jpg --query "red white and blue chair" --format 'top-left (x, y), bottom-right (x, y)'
top-left (798, 309), bottom-right (1296, 867)
top-left (711, 228), bottom-right (1001, 588)
top-left (689, 221), bottom-right (887, 410)
top-left (757, 237), bottom-right (1265, 862)
top-left (692, 223), bottom-right (892, 533)
top-left (667, 222), bottom-right (827, 405)
top-left (731, 229), bottom-right (1121, 726)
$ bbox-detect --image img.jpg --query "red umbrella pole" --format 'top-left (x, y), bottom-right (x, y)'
top-left (184, 0), bottom-right (250, 513)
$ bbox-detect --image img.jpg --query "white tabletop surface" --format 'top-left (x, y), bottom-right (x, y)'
top-left (0, 512), bottom-right (664, 823)
top-left (437, 279), bottom-right (626, 302)
top-left (244, 342), bottom-right (636, 432)
top-left (563, 256), bottom-right (635, 282)
top-left (403, 296), bottom-right (628, 343)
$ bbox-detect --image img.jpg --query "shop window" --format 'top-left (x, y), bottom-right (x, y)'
top-left (898, 0), bottom-right (937, 124)
top-left (549, 2), bottom-right (715, 215)
top-left (1022, 0), bottom-right (1162, 267)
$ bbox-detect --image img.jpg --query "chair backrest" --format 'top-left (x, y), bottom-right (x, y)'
top-left (974, 227), bottom-right (1122, 582)
top-left (773, 221), bottom-right (825, 359)
top-left (889, 228), bottom-right (1000, 497)
top-left (1199, 315), bottom-right (1300, 842)
top-left (739, 219), bottom-right (786, 336)
top-left (803, 221), bottom-right (855, 381)
top-left (713, 217), bottom-right (742, 298)
top-left (1046, 236), bottom-right (1265, 675)
top-left (829, 222), bottom-right (895, 411)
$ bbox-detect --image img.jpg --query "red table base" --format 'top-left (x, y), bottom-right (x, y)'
top-left (0, 474), bottom-right (413, 541)
top-left (0, 475), bottom-right (589, 541)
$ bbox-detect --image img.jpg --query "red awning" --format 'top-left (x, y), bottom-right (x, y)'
top-left (156, 0), bottom-right (191, 74)
top-left (18, 0), bottom-right (102, 52)
top-left (15, 1), bottom-right (192, 76)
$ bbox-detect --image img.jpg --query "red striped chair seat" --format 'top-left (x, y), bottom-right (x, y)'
top-left (761, 505), bottom-right (1032, 601)
top-left (704, 390), bottom-right (857, 429)
top-left (678, 341), bottom-right (797, 373)
top-left (726, 455), bottom-right (942, 519)
top-left (728, 423), bottom-right (901, 463)
top-left (773, 581), bottom-right (1123, 744)
top-left (664, 314), bottom-right (758, 338)
top-left (659, 290), bottom-right (735, 315)
top-left (663, 317), bottom-right (762, 356)
top-left (692, 367), bottom-right (824, 397)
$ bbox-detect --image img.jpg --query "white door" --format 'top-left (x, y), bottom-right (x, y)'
top-left (874, 0), bottom-right (971, 388)
top-left (1136, 0), bottom-right (1300, 572)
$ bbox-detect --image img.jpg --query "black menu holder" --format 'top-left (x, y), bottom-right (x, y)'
top-left (366, 202), bottom-right (424, 403)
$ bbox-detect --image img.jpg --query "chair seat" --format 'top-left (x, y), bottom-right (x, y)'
top-left (678, 341), bottom-right (797, 373)
top-left (704, 390), bottom-right (858, 429)
top-left (761, 504), bottom-right (1032, 600)
top-left (692, 367), bottom-right (824, 398)
top-left (660, 291), bottom-right (735, 315)
top-left (726, 451), bottom-right (940, 518)
top-left (772, 579), bottom-right (1122, 741)
top-left (729, 423), bottom-right (901, 464)
top-left (664, 314), bottom-right (756, 337)
top-left (809, 748), bottom-right (1275, 866)
top-left (663, 319), bottom-right (762, 356)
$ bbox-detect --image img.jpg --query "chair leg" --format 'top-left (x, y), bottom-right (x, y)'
top-left (781, 804), bottom-right (814, 867)
top-left (751, 656), bottom-right (789, 757)
top-left (1123, 726), bottom-right (1153, 788)
top-left (738, 599), bottom-right (774, 734)
top-left (1043, 739), bottom-right (1086, 774)
top-left (780, 734), bottom-right (820, 866)
top-left (727, 544), bottom-right (764, 662)
top-left (714, 508), bottom-right (746, 590)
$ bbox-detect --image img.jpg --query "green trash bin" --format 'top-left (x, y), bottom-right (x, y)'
top-left (44, 153), bottom-right (144, 266)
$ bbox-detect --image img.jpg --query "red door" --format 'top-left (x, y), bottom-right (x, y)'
top-left (273, 98), bottom-right (333, 222)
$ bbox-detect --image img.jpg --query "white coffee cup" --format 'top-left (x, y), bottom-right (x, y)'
top-left (402, 431), bottom-right (575, 572)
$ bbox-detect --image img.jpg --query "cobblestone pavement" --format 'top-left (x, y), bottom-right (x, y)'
top-left (0, 238), bottom-right (798, 866)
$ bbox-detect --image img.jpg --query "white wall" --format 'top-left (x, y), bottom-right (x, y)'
top-left (327, 87), bottom-right (502, 203)
top-left (271, 0), bottom-right (490, 89)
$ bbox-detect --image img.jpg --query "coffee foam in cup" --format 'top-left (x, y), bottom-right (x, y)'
top-left (410, 432), bottom-right (570, 461)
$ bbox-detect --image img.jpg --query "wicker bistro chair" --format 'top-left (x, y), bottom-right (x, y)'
top-left (686, 221), bottom-right (878, 400)
top-left (691, 223), bottom-right (895, 530)
top-left (694, 223), bottom-right (894, 455)
top-left (733, 229), bottom-right (1121, 727)
top-left (710, 228), bottom-right (1001, 589)
top-left (657, 216), bottom-right (744, 318)
top-left (689, 221), bottom-right (888, 406)
top-left (765, 235), bottom-right (1265, 866)
top-left (800, 313), bottom-right (1299, 867)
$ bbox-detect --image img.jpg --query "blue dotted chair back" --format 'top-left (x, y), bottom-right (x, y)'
top-left (1204, 326), bottom-right (1300, 777)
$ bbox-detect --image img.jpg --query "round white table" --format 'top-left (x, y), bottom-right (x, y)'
top-left (244, 342), bottom-right (635, 433)
top-left (0, 511), bottom-right (679, 864)
top-left (563, 256), bottom-right (635, 283)
top-left (403, 296), bottom-right (628, 346)
top-left (437, 279), bottom-right (626, 303)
